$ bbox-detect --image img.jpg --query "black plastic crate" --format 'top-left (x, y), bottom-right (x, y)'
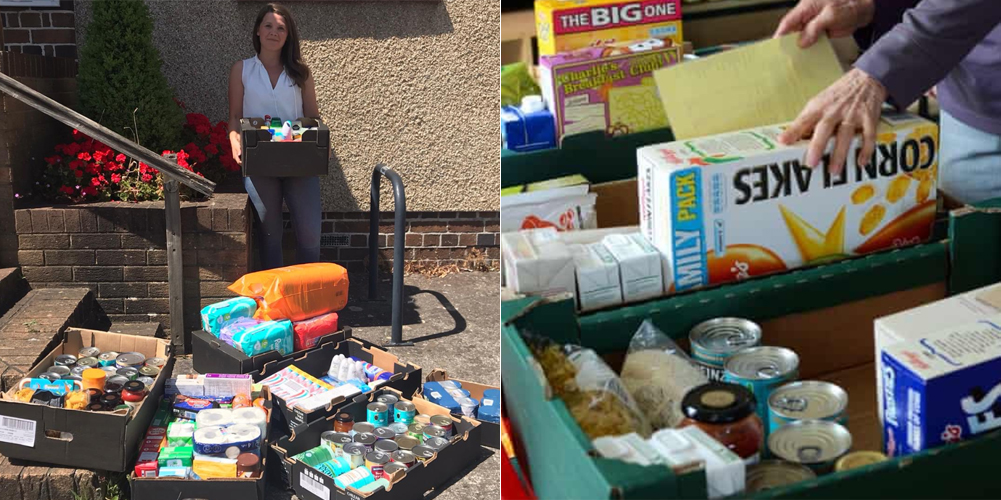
top-left (240, 117), bottom-right (329, 177)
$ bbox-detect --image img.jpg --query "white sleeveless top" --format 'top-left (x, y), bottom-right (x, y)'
top-left (241, 55), bottom-right (303, 121)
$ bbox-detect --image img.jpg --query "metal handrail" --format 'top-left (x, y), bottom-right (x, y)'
top-left (369, 164), bottom-right (410, 346)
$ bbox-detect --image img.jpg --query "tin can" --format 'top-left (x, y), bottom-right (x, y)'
top-left (116, 352), bottom-right (145, 369)
top-left (394, 401), bottom-right (416, 425)
top-left (54, 354), bottom-right (77, 367)
top-left (342, 442), bottom-right (367, 468)
top-left (746, 460), bottom-right (817, 492)
top-left (768, 381), bottom-right (848, 434)
top-left (71, 365), bottom-right (88, 377)
top-left (116, 367), bottom-right (139, 380)
top-left (145, 357), bottom-right (166, 368)
top-left (76, 356), bottom-right (99, 369)
top-left (391, 449), bottom-right (416, 467)
top-left (424, 436), bottom-right (449, 452)
top-left (367, 402), bottom-right (390, 426)
top-left (98, 352), bottom-right (119, 367)
top-left (100, 366), bottom-right (118, 377)
top-left (138, 365), bottom-right (160, 378)
top-left (412, 445), bottom-right (435, 462)
top-left (724, 346), bottom-right (799, 424)
top-left (322, 431), bottom-right (353, 456)
top-left (388, 422), bottom-right (409, 437)
top-left (137, 376), bottom-right (156, 390)
top-left (365, 451), bottom-right (391, 480)
top-left (430, 415), bottom-right (454, 437)
top-left (690, 318), bottom-right (762, 382)
top-left (834, 451), bottom-right (887, 472)
top-left (78, 347), bottom-right (101, 359)
top-left (767, 420), bottom-right (852, 473)
top-left (39, 372), bottom-right (62, 382)
top-left (395, 436), bottom-right (419, 451)
top-left (63, 375), bottom-right (83, 382)
top-left (105, 375), bottom-right (129, 392)
top-left (377, 394), bottom-right (400, 412)
top-left (353, 432), bottom-right (378, 451)
top-left (374, 439), bottom-right (399, 454)
top-left (374, 427), bottom-right (397, 441)
top-left (414, 413), bottom-right (432, 426)
top-left (49, 365), bottom-right (71, 377)
top-left (384, 461), bottom-right (408, 477)
top-left (408, 423), bottom-right (425, 442)
top-left (352, 422), bottom-right (376, 436)
top-left (423, 424), bottom-right (448, 442)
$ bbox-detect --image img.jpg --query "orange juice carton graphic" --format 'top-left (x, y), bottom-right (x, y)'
top-left (638, 112), bottom-right (938, 292)
top-left (535, 0), bottom-right (683, 56)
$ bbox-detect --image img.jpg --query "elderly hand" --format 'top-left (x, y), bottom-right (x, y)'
top-left (778, 68), bottom-right (887, 174)
top-left (774, 0), bottom-right (874, 48)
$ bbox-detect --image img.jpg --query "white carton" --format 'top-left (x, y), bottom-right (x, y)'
top-left (570, 243), bottom-right (623, 311)
top-left (602, 233), bottom-right (664, 303)
top-left (649, 427), bottom-right (745, 499)
top-left (501, 228), bottom-right (575, 297)
top-left (873, 281), bottom-right (1001, 425)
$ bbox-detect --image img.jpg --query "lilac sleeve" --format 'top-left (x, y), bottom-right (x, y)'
top-left (853, 0), bottom-right (1001, 107)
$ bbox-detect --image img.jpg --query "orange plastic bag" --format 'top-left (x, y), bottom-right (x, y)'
top-left (228, 262), bottom-right (349, 322)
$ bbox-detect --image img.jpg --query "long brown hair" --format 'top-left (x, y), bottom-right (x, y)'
top-left (252, 3), bottom-right (311, 88)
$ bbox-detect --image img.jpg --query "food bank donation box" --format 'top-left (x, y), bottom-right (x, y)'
top-left (240, 117), bottom-right (330, 177)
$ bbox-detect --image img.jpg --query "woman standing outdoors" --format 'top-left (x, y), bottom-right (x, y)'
top-left (228, 3), bottom-right (322, 269)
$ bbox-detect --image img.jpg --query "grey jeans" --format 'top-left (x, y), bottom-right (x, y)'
top-left (938, 109), bottom-right (1001, 205)
top-left (243, 175), bottom-right (321, 269)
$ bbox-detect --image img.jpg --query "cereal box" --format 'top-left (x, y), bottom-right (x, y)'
top-left (535, 0), bottom-right (683, 56)
top-left (881, 315), bottom-right (1001, 456)
top-left (638, 112), bottom-right (938, 292)
top-left (539, 39), bottom-right (682, 142)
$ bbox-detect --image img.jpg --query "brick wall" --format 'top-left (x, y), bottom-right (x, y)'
top-left (298, 210), bottom-right (500, 271)
top-left (0, 50), bottom-right (77, 268)
top-left (1, 0), bottom-right (77, 58)
top-left (14, 193), bottom-right (251, 349)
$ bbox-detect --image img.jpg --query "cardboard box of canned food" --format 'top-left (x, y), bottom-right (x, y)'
top-left (191, 326), bottom-right (352, 375)
top-left (249, 337), bottom-right (422, 433)
top-left (501, 199), bottom-right (1001, 498)
top-left (415, 369), bottom-right (500, 449)
top-left (0, 328), bottom-right (173, 471)
top-left (272, 387), bottom-right (482, 500)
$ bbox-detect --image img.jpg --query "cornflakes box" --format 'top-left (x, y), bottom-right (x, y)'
top-left (535, 0), bottom-right (683, 56)
top-left (638, 112), bottom-right (938, 292)
top-left (539, 39), bottom-right (682, 142)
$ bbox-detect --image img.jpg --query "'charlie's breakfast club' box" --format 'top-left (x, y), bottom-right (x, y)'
top-left (638, 112), bottom-right (939, 293)
top-left (535, 0), bottom-right (683, 56)
top-left (538, 39), bottom-right (682, 143)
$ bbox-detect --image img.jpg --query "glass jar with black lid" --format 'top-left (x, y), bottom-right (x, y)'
top-left (678, 382), bottom-right (764, 460)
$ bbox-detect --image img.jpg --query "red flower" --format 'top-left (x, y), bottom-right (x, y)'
top-left (44, 156), bottom-right (60, 165)
top-left (141, 173), bottom-right (153, 183)
top-left (111, 173), bottom-right (121, 184)
top-left (64, 143), bottom-right (81, 156)
top-left (90, 177), bottom-right (101, 187)
top-left (74, 170), bottom-right (83, 178)
top-left (204, 144), bottom-right (218, 155)
top-left (92, 150), bottom-right (106, 163)
top-left (195, 124), bottom-right (210, 136)
top-left (139, 162), bottom-right (149, 174)
top-left (59, 186), bottom-right (74, 195)
top-left (115, 153), bottom-right (126, 163)
top-left (81, 186), bottom-right (97, 197)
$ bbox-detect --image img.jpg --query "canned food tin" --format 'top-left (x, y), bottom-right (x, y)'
top-left (71, 365), bottom-right (88, 377)
top-left (116, 352), bottom-right (145, 368)
top-left (98, 352), bottom-right (119, 367)
top-left (391, 449), bottom-right (416, 467)
top-left (430, 415), bottom-right (454, 437)
top-left (352, 422), bottom-right (376, 436)
top-left (724, 346), bottom-right (799, 424)
top-left (367, 402), bottom-right (390, 426)
top-left (342, 443), bottom-right (367, 468)
top-left (117, 367), bottom-right (139, 380)
top-left (690, 318), bottom-right (762, 382)
top-left (49, 365), bottom-right (71, 377)
top-left (354, 432), bottom-right (378, 451)
top-left (63, 374), bottom-right (83, 382)
top-left (388, 422), bottom-right (409, 437)
top-left (374, 439), bottom-right (399, 454)
top-left (377, 393), bottom-right (400, 409)
top-left (78, 347), bottom-right (102, 359)
top-left (394, 401), bottom-right (416, 425)
top-left (39, 372), bottom-right (62, 382)
top-left (322, 431), bottom-right (354, 455)
top-left (746, 460), bottom-right (817, 492)
top-left (395, 436), bottom-right (419, 451)
top-left (767, 420), bottom-right (852, 473)
top-left (137, 376), bottom-right (156, 390)
top-left (424, 436), bottom-right (449, 452)
top-left (105, 375), bottom-right (129, 392)
top-left (373, 427), bottom-right (397, 441)
top-left (100, 366), bottom-right (118, 377)
top-left (365, 451), bottom-right (391, 479)
top-left (138, 365), bottom-right (160, 378)
top-left (834, 451), bottom-right (887, 472)
top-left (76, 356), bottom-right (99, 369)
top-left (384, 461), bottom-right (408, 477)
top-left (54, 354), bottom-right (77, 367)
top-left (408, 423), bottom-right (425, 442)
top-left (423, 424), bottom-right (448, 441)
top-left (145, 357), bottom-right (167, 368)
top-left (412, 445), bottom-right (436, 462)
top-left (414, 413), bottom-right (432, 426)
top-left (768, 381), bottom-right (848, 434)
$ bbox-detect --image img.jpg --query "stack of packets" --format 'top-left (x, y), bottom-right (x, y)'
top-left (201, 297), bottom-right (339, 358)
top-left (423, 381), bottom-right (500, 424)
top-left (500, 174), bottom-right (597, 233)
top-left (134, 373), bottom-right (270, 479)
top-left (260, 355), bottom-right (393, 412)
top-left (290, 393), bottom-right (459, 493)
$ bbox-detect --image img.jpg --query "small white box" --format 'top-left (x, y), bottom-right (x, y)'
top-left (874, 281), bottom-right (1001, 425)
top-left (649, 426), bottom-right (745, 499)
top-left (571, 243), bottom-right (623, 312)
top-left (501, 228), bottom-right (575, 297)
top-left (602, 233), bottom-right (663, 303)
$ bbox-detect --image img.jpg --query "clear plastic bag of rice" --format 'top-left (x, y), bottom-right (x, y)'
top-left (620, 319), bottom-right (707, 428)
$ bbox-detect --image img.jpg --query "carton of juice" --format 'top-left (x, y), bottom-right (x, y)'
top-left (535, 0), bottom-right (683, 56)
top-left (538, 39), bottom-right (682, 142)
top-left (638, 112), bottom-right (939, 293)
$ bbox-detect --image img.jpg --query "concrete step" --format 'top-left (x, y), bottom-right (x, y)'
top-left (107, 321), bottom-right (165, 339)
top-left (0, 288), bottom-right (110, 391)
top-left (0, 268), bottom-right (28, 319)
top-left (0, 455), bottom-right (99, 500)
